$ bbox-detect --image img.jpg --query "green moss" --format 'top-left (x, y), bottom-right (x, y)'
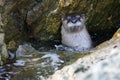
top-left (2, 0), bottom-right (120, 51)
top-left (64, 52), bottom-right (91, 66)
top-left (56, 51), bottom-right (91, 67)
top-left (46, 16), bottom-right (61, 34)
top-left (12, 68), bottom-right (37, 80)
top-left (0, 53), bottom-right (7, 65)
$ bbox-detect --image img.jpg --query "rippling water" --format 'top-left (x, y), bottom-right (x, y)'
top-left (0, 51), bottom-right (64, 80)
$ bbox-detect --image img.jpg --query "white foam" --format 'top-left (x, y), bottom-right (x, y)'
top-left (13, 60), bottom-right (26, 66)
top-left (41, 52), bottom-right (64, 70)
top-left (32, 58), bottom-right (41, 61)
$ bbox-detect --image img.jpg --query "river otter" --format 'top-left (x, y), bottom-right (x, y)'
top-left (61, 13), bottom-right (92, 52)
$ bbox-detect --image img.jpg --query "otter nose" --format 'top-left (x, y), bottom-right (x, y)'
top-left (71, 17), bottom-right (78, 23)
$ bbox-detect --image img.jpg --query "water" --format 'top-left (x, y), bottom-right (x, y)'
top-left (1, 26), bottom-right (118, 80)
top-left (0, 43), bottom-right (87, 80)
top-left (0, 48), bottom-right (64, 80)
top-left (0, 65), bottom-right (14, 80)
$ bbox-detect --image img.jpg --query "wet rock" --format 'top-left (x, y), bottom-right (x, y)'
top-left (16, 44), bottom-right (40, 57)
top-left (0, 1), bottom-right (8, 65)
top-left (1, 0), bottom-right (120, 49)
top-left (1, 28), bottom-right (120, 79)
top-left (0, 72), bottom-right (13, 80)
top-left (11, 44), bottom-right (64, 80)
top-left (0, 0), bottom-right (120, 78)
top-left (47, 28), bottom-right (120, 80)
top-left (0, 29), bottom-right (8, 65)
top-left (0, 0), bottom-right (4, 6)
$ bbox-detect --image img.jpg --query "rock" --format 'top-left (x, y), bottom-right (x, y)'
top-left (1, 0), bottom-right (119, 49)
top-left (11, 44), bottom-right (64, 80)
top-left (113, 28), bottom-right (120, 38)
top-left (0, 1), bottom-right (8, 65)
top-left (77, 48), bottom-right (120, 80)
top-left (1, 28), bottom-right (120, 79)
top-left (0, 0), bottom-right (4, 6)
top-left (0, 31), bottom-right (8, 65)
top-left (0, 14), bottom-right (3, 28)
top-left (59, 0), bottom-right (72, 7)
top-left (16, 44), bottom-right (40, 57)
top-left (47, 28), bottom-right (120, 80)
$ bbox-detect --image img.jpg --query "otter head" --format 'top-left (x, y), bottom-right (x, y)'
top-left (61, 13), bottom-right (85, 33)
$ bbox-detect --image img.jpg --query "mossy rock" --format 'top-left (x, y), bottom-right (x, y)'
top-left (0, 32), bottom-right (8, 65)
top-left (2, 0), bottom-right (120, 50)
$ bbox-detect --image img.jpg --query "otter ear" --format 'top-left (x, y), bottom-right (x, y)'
top-left (81, 14), bottom-right (85, 19)
top-left (81, 14), bottom-right (86, 21)
top-left (61, 16), bottom-right (64, 21)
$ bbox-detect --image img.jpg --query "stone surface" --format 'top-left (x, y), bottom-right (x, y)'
top-left (0, 29), bottom-right (8, 65)
top-left (1, 0), bottom-right (120, 49)
top-left (0, 28), bottom-right (120, 79)
top-left (47, 28), bottom-right (120, 80)
top-left (16, 44), bottom-right (40, 57)
top-left (0, 0), bottom-right (8, 65)
top-left (0, 0), bottom-right (4, 6)
top-left (78, 48), bottom-right (120, 80)
top-left (0, 0), bottom-right (120, 79)
top-left (11, 44), bottom-right (64, 80)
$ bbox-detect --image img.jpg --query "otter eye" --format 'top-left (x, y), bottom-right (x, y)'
top-left (76, 15), bottom-right (80, 18)
top-left (67, 16), bottom-right (71, 19)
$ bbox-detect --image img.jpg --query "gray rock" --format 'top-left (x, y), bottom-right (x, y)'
top-left (0, 30), bottom-right (8, 65)
top-left (16, 44), bottom-right (40, 57)
top-left (2, 0), bottom-right (120, 48)
top-left (47, 28), bottom-right (120, 80)
top-left (0, 3), bottom-right (8, 65)
top-left (0, 0), bottom-right (4, 6)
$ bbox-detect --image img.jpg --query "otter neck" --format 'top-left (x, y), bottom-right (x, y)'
top-left (61, 25), bottom-right (91, 48)
top-left (62, 25), bottom-right (86, 34)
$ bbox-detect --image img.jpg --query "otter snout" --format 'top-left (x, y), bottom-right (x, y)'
top-left (70, 17), bottom-right (78, 23)
top-left (61, 13), bottom-right (93, 52)
top-left (62, 13), bottom-right (85, 33)
top-left (69, 26), bottom-right (79, 32)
